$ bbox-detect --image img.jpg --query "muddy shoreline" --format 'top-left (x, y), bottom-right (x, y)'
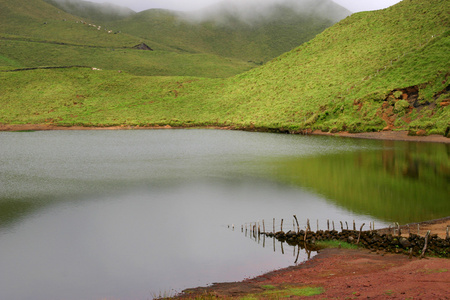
top-left (179, 248), bottom-right (450, 299)
top-left (177, 218), bottom-right (450, 299)
top-left (1, 124), bottom-right (449, 144)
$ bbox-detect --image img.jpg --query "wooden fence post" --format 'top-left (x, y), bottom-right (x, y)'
top-left (420, 231), bottom-right (431, 258)
top-left (293, 215), bottom-right (300, 233)
top-left (357, 223), bottom-right (365, 244)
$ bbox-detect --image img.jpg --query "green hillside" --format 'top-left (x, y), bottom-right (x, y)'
top-left (0, 0), bottom-right (349, 76)
top-left (214, 0), bottom-right (450, 134)
top-left (0, 0), bottom-right (449, 136)
top-left (0, 0), bottom-right (256, 77)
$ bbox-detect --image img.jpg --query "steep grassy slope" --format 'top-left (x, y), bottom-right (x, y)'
top-left (212, 0), bottom-right (450, 134)
top-left (1, 0), bottom-right (449, 135)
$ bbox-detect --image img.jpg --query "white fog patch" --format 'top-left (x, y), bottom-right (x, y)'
top-left (76, 0), bottom-right (402, 13)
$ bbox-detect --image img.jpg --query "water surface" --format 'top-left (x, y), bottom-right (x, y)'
top-left (0, 129), bottom-right (448, 300)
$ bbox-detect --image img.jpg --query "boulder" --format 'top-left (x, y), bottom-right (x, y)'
top-left (399, 237), bottom-right (412, 248)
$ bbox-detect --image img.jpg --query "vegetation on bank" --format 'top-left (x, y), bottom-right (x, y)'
top-left (0, 0), bottom-right (449, 135)
top-left (240, 286), bottom-right (324, 299)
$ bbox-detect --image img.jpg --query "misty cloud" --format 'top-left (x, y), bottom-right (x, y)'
top-left (333, 0), bottom-right (402, 12)
top-left (178, 0), bottom-right (351, 25)
top-left (83, 0), bottom-right (402, 13)
top-left (45, 0), bottom-right (135, 20)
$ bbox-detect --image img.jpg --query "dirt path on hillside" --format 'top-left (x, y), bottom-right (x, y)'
top-left (178, 218), bottom-right (450, 299)
top-left (1, 124), bottom-right (449, 144)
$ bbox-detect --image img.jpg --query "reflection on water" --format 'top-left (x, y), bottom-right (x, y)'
top-left (237, 223), bottom-right (315, 264)
top-left (0, 129), bottom-right (447, 300)
top-left (267, 139), bottom-right (450, 223)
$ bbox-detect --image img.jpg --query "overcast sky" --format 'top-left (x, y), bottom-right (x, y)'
top-left (87, 0), bottom-right (403, 13)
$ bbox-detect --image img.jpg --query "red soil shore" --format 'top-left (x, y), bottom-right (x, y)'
top-left (178, 218), bottom-right (450, 299)
top-left (1, 124), bottom-right (449, 144)
top-left (180, 248), bottom-right (450, 299)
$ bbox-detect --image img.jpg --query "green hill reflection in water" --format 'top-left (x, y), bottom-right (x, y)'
top-left (266, 140), bottom-right (450, 224)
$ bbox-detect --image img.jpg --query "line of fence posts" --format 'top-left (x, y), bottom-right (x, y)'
top-left (238, 219), bottom-right (422, 240)
top-left (232, 217), bottom-right (447, 259)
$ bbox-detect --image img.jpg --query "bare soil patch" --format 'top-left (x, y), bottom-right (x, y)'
top-left (180, 249), bottom-right (449, 299)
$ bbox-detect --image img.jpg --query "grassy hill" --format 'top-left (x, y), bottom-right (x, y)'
top-left (106, 0), bottom-right (350, 63)
top-left (0, 0), bottom-right (449, 136)
top-left (0, 0), bottom-right (349, 76)
top-left (213, 0), bottom-right (450, 134)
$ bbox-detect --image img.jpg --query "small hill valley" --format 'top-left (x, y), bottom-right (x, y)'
top-left (0, 0), bottom-right (449, 136)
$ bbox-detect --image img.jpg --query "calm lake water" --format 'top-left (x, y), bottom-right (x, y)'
top-left (0, 129), bottom-right (448, 300)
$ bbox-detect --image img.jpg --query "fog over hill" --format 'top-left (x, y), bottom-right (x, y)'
top-left (44, 0), bottom-right (351, 23)
top-left (43, 0), bottom-right (135, 21)
top-left (75, 0), bottom-right (402, 13)
top-left (103, 0), bottom-right (351, 62)
top-left (181, 0), bottom-right (350, 24)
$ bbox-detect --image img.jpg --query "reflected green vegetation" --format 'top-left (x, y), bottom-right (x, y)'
top-left (0, 199), bottom-right (43, 228)
top-left (267, 141), bottom-right (450, 224)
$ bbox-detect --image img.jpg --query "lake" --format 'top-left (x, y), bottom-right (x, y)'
top-left (0, 129), bottom-right (448, 300)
